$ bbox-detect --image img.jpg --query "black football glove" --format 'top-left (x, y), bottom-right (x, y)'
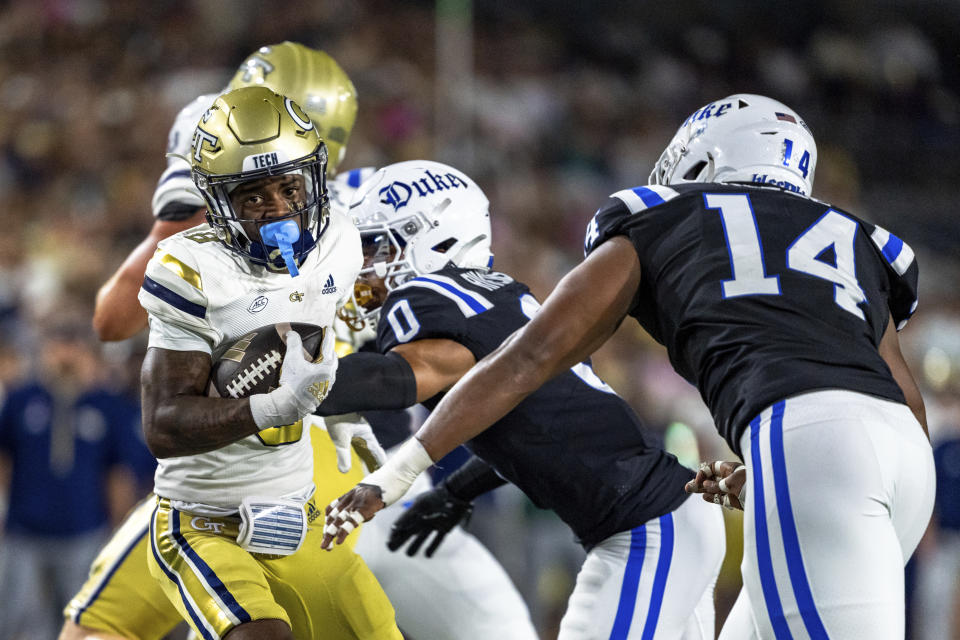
top-left (387, 485), bottom-right (473, 558)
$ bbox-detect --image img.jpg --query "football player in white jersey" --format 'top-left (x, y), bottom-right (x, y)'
top-left (63, 43), bottom-right (372, 640)
top-left (138, 86), bottom-right (402, 640)
top-left (69, 42), bottom-right (535, 640)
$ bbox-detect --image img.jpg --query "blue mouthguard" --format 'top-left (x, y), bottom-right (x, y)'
top-left (260, 220), bottom-right (302, 277)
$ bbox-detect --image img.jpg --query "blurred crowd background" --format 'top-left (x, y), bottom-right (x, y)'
top-left (0, 0), bottom-right (958, 637)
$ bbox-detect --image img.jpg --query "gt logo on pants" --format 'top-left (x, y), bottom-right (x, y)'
top-left (191, 517), bottom-right (226, 534)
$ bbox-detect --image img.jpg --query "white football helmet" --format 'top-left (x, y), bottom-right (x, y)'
top-left (649, 94), bottom-right (816, 196)
top-left (341, 160), bottom-right (492, 329)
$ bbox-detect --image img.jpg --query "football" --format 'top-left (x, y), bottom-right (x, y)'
top-left (208, 323), bottom-right (325, 399)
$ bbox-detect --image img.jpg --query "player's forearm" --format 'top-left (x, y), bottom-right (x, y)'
top-left (416, 239), bottom-right (639, 460)
top-left (93, 228), bottom-right (162, 341)
top-left (314, 352), bottom-right (417, 416)
top-left (144, 395), bottom-right (260, 458)
top-left (442, 456), bottom-right (507, 501)
top-left (141, 346), bottom-right (260, 458)
top-left (93, 269), bottom-right (149, 341)
top-left (878, 316), bottom-right (928, 436)
top-left (415, 330), bottom-right (552, 460)
top-left (94, 216), bottom-right (205, 342)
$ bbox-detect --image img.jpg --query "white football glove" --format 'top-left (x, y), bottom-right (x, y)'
top-left (249, 329), bottom-right (338, 428)
top-left (324, 413), bottom-right (387, 473)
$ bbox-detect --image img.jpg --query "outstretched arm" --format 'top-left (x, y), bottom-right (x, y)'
top-left (93, 213), bottom-right (204, 342)
top-left (416, 236), bottom-right (641, 460)
top-left (322, 237), bottom-right (642, 549)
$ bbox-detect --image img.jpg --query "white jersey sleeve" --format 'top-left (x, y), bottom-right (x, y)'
top-left (138, 230), bottom-right (220, 349)
top-left (151, 93), bottom-right (219, 220)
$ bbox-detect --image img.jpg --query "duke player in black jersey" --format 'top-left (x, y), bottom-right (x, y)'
top-left (315, 160), bottom-right (725, 639)
top-left (325, 97), bottom-right (936, 640)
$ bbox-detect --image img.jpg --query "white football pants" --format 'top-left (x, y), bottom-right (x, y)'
top-left (721, 390), bottom-right (935, 640)
top-left (558, 494), bottom-right (725, 639)
top-left (354, 471), bottom-right (538, 640)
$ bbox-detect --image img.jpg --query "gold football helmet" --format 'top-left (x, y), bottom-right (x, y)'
top-left (191, 86), bottom-right (329, 273)
top-left (229, 42), bottom-right (358, 176)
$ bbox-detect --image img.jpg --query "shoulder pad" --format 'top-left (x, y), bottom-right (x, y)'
top-left (609, 184), bottom-right (682, 214)
top-left (152, 157), bottom-right (204, 219)
top-left (395, 273), bottom-right (495, 318)
top-left (167, 93), bottom-right (218, 159)
top-left (584, 185), bottom-right (683, 256)
top-left (139, 236), bottom-right (216, 340)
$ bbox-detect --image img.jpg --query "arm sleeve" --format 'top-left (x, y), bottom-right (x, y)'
top-left (441, 456), bottom-right (508, 501)
top-left (314, 351), bottom-right (417, 416)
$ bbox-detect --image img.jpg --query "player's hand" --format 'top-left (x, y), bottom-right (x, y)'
top-left (684, 460), bottom-right (747, 510)
top-left (325, 413), bottom-right (387, 473)
top-left (387, 486), bottom-right (473, 558)
top-left (322, 437), bottom-right (433, 550)
top-left (322, 484), bottom-right (386, 550)
top-left (250, 329), bottom-right (338, 427)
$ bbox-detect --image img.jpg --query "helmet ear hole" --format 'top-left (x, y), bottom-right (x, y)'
top-left (683, 161), bottom-right (708, 181)
top-left (431, 238), bottom-right (457, 254)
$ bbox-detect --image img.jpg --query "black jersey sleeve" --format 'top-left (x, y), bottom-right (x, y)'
top-left (376, 282), bottom-right (470, 353)
top-left (583, 185), bottom-right (687, 257)
top-left (860, 220), bottom-right (920, 330)
top-left (583, 197), bottom-right (630, 257)
top-left (156, 201), bottom-right (204, 222)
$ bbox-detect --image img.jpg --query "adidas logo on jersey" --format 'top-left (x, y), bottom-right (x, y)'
top-left (322, 275), bottom-right (337, 295)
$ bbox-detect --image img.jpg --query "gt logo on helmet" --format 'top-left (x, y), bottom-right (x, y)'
top-left (192, 127), bottom-right (220, 162)
top-left (236, 53), bottom-right (275, 84)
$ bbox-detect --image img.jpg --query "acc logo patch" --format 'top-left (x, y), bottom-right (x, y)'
top-left (248, 296), bottom-right (269, 313)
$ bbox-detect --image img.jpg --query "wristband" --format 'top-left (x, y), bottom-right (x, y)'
top-left (249, 388), bottom-right (298, 428)
top-left (443, 457), bottom-right (507, 501)
top-left (315, 351), bottom-right (417, 416)
top-left (363, 438), bottom-right (434, 505)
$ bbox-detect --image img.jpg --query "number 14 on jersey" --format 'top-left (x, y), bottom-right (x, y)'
top-left (707, 193), bottom-right (867, 320)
